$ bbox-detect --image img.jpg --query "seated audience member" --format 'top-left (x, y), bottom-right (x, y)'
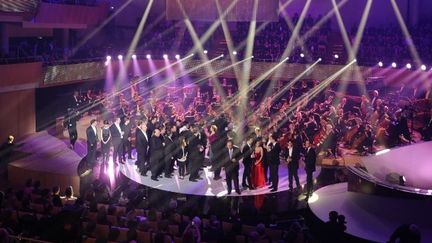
top-left (388, 224), bottom-right (421, 243)
top-left (154, 220), bottom-right (174, 242)
top-left (62, 186), bottom-right (77, 205)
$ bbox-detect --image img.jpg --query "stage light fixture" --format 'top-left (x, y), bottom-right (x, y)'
top-left (391, 62), bottom-right (397, 68)
top-left (318, 58), bottom-right (322, 62)
top-left (378, 61), bottom-right (383, 67)
top-left (300, 53), bottom-right (305, 58)
top-left (406, 63), bottom-right (412, 69)
top-left (106, 55), bottom-right (111, 61)
top-left (334, 54), bottom-right (339, 59)
top-left (203, 50), bottom-right (208, 54)
top-left (163, 54), bottom-right (168, 59)
top-left (175, 54), bottom-right (180, 59)
top-left (146, 54), bottom-right (151, 59)
top-left (221, 54), bottom-right (224, 57)
top-left (232, 51), bottom-right (237, 55)
top-left (117, 55), bottom-right (123, 60)
top-left (132, 54), bottom-right (137, 59)
top-left (420, 65), bottom-right (426, 71)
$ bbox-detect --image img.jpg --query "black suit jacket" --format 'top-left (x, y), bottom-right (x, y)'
top-left (304, 147), bottom-right (316, 172)
top-left (284, 146), bottom-right (301, 170)
top-left (164, 136), bottom-right (177, 162)
top-left (86, 126), bottom-right (97, 147)
top-left (242, 143), bottom-right (254, 167)
top-left (110, 124), bottom-right (123, 146)
top-left (267, 142), bottom-right (281, 165)
top-left (135, 128), bottom-right (149, 158)
top-left (122, 122), bottom-right (132, 141)
top-left (222, 147), bottom-right (242, 173)
top-left (149, 135), bottom-right (164, 164)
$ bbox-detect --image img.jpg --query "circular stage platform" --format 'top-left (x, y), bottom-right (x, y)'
top-left (309, 183), bottom-right (432, 242)
top-left (120, 162), bottom-right (321, 197)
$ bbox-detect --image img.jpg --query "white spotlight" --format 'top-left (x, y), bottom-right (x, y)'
top-left (104, 61), bottom-right (108, 66)
top-left (391, 62), bottom-right (397, 68)
top-left (203, 50), bottom-right (208, 54)
top-left (163, 54), bottom-right (168, 59)
top-left (318, 58), bottom-right (322, 62)
top-left (106, 55), bottom-right (111, 61)
top-left (300, 53), bottom-right (305, 58)
top-left (334, 54), bottom-right (339, 59)
top-left (175, 54), bottom-right (180, 59)
top-left (378, 61), bottom-right (383, 67)
top-left (221, 54), bottom-right (224, 57)
top-left (132, 54), bottom-right (137, 59)
top-left (406, 63), bottom-right (412, 69)
top-left (146, 54), bottom-right (151, 59)
top-left (251, 56), bottom-right (254, 58)
top-left (232, 51), bottom-right (237, 55)
top-left (421, 65), bottom-right (426, 71)
top-left (117, 55), bottom-right (123, 60)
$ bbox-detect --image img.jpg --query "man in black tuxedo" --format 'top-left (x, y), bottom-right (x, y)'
top-left (241, 136), bottom-right (254, 190)
top-left (266, 134), bottom-right (281, 192)
top-left (223, 140), bottom-right (242, 195)
top-left (110, 117), bottom-right (124, 164)
top-left (64, 108), bottom-right (78, 149)
top-left (121, 116), bottom-right (133, 161)
top-left (135, 120), bottom-right (149, 176)
top-left (188, 124), bottom-right (206, 181)
top-left (284, 140), bottom-right (301, 192)
top-left (303, 140), bottom-right (316, 197)
top-left (86, 119), bottom-right (98, 165)
top-left (150, 127), bottom-right (164, 181)
top-left (163, 124), bottom-right (177, 178)
top-left (70, 91), bottom-right (81, 110)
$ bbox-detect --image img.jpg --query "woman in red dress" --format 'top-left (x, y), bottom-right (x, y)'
top-left (252, 140), bottom-right (266, 188)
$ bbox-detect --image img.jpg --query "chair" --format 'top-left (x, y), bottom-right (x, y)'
top-left (222, 221), bottom-right (233, 233)
top-left (97, 203), bottom-right (109, 211)
top-left (107, 215), bottom-right (118, 226)
top-left (156, 211), bottom-right (162, 221)
top-left (30, 203), bottom-right (44, 213)
top-left (115, 206), bottom-right (126, 217)
top-left (235, 234), bottom-right (246, 243)
top-left (148, 221), bottom-right (158, 232)
top-left (174, 236), bottom-right (183, 243)
top-left (116, 227), bottom-right (129, 242)
top-left (83, 238), bottom-right (96, 243)
top-left (242, 224), bottom-right (256, 235)
top-left (168, 224), bottom-right (179, 236)
top-left (95, 224), bottom-right (109, 238)
top-left (135, 209), bottom-right (145, 217)
top-left (265, 228), bottom-right (282, 241)
top-left (87, 212), bottom-right (97, 222)
top-left (137, 231), bottom-right (151, 243)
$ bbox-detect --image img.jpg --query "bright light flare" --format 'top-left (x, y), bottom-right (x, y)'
top-left (132, 54), bottom-right (137, 59)
top-left (175, 54), bottom-right (180, 59)
top-left (392, 62), bottom-right (397, 68)
top-left (106, 55), bottom-right (111, 61)
top-left (146, 54), bottom-right (151, 59)
top-left (118, 55), bottom-right (123, 60)
top-left (406, 63), bottom-right (412, 69)
top-left (420, 65), bottom-right (426, 71)
top-left (163, 54), bottom-right (168, 59)
top-left (378, 61), bottom-right (383, 67)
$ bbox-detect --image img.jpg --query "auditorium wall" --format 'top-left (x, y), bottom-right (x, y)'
top-left (0, 62), bottom-right (40, 140)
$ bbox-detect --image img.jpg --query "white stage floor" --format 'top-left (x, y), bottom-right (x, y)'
top-left (309, 183), bottom-right (432, 242)
top-left (120, 161), bottom-right (320, 197)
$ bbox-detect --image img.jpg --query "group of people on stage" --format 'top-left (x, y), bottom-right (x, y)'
top-left (66, 76), bottom-right (432, 197)
top-left (84, 113), bottom-right (317, 196)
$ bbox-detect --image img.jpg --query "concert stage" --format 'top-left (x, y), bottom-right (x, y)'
top-left (8, 131), bottom-right (82, 194)
top-left (309, 183), bottom-right (432, 242)
top-left (120, 162), bottom-right (321, 197)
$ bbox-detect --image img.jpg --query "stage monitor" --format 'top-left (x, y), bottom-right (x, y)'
top-left (166, 0), bottom-right (279, 22)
